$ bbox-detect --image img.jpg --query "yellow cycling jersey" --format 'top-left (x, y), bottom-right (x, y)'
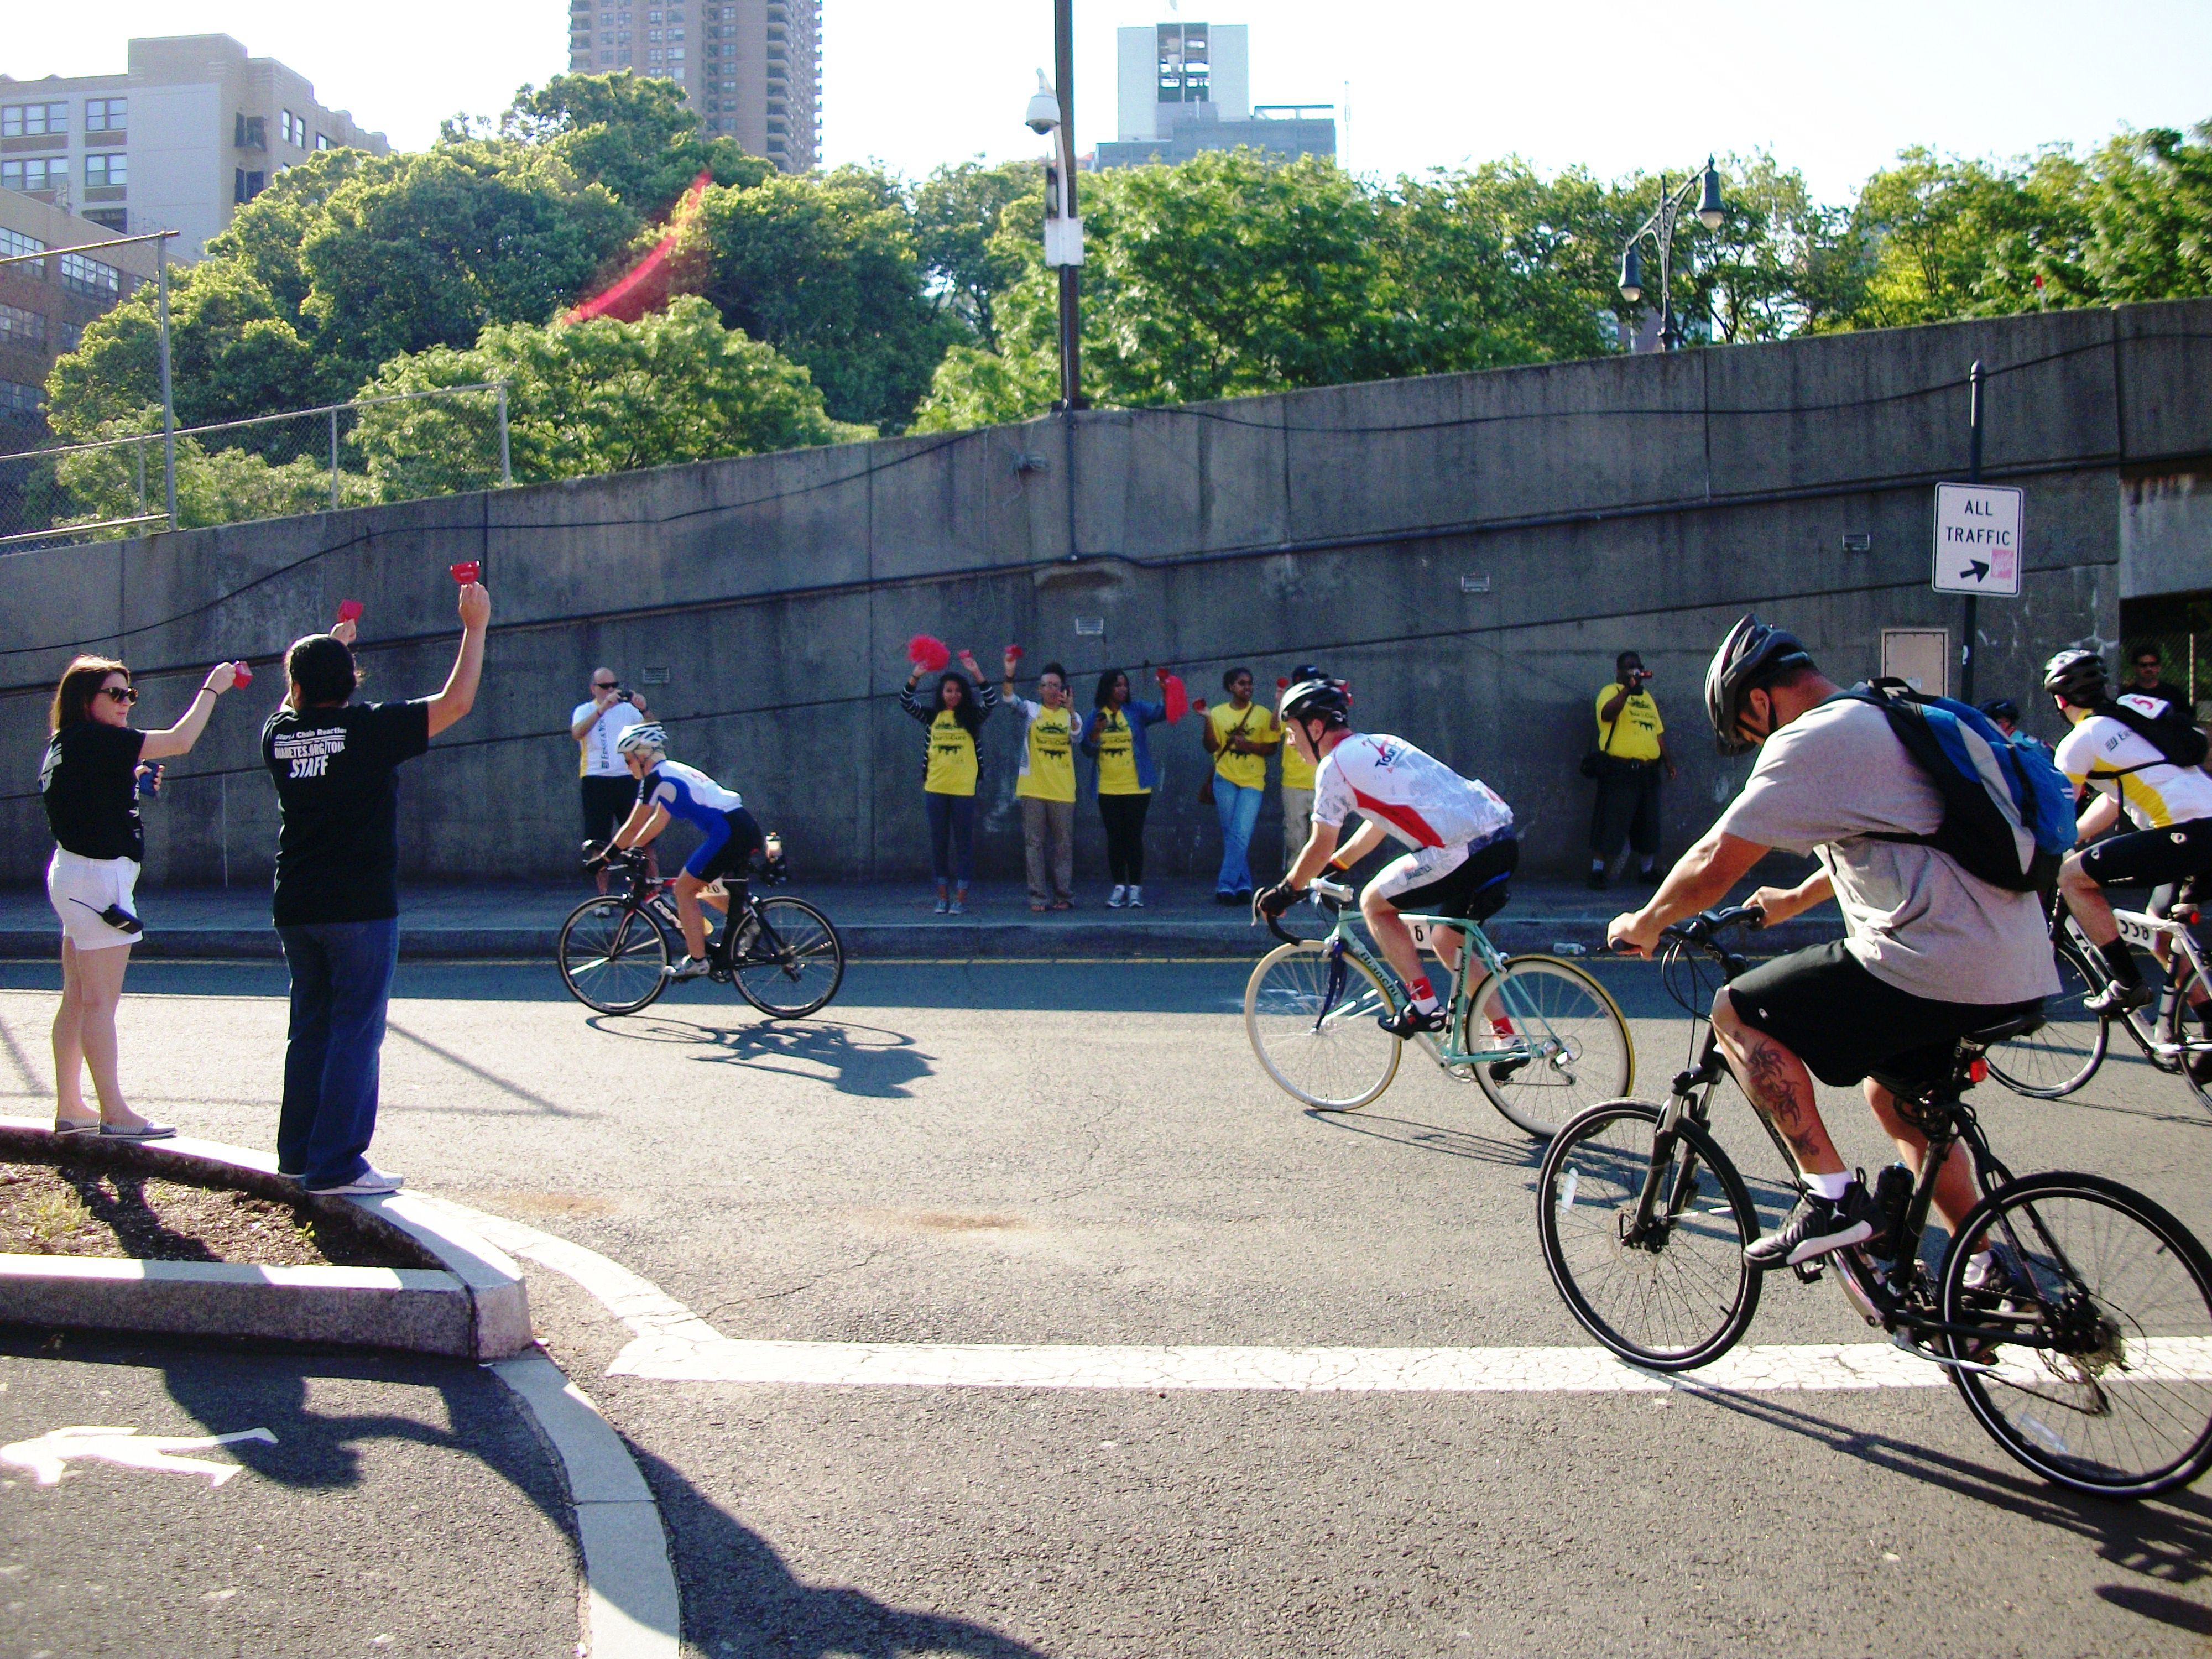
top-left (2054, 709), bottom-right (2212, 829)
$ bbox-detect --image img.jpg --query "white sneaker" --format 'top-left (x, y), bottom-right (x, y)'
top-left (1126, 885), bottom-right (1145, 908)
top-left (1107, 885), bottom-right (1128, 909)
top-left (666, 956), bottom-right (712, 980)
top-left (309, 1166), bottom-right (404, 1197)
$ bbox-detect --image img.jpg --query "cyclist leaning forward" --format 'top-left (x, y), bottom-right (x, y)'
top-left (1257, 678), bottom-right (1520, 1040)
top-left (1608, 618), bottom-right (2057, 1269)
top-left (2042, 650), bottom-right (2212, 1076)
top-left (591, 723), bottom-right (764, 982)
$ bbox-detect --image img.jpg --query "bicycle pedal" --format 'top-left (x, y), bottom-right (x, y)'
top-left (1789, 1258), bottom-right (1826, 1285)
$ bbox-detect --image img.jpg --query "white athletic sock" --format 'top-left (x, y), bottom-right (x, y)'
top-left (1802, 1170), bottom-right (1851, 1203)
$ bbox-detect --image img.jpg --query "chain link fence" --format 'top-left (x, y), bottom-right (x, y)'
top-left (0, 383), bottom-right (510, 552)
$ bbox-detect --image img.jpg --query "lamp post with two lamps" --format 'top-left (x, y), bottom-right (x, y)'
top-left (1615, 158), bottom-right (1726, 352)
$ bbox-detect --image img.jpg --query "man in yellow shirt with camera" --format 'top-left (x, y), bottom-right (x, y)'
top-left (1588, 650), bottom-right (1676, 889)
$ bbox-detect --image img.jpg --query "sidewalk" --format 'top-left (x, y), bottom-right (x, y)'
top-left (0, 874), bottom-right (1824, 961)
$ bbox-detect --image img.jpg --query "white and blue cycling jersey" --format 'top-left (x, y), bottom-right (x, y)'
top-left (638, 760), bottom-right (750, 879)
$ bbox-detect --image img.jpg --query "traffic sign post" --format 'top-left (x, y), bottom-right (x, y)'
top-left (1932, 482), bottom-right (2023, 597)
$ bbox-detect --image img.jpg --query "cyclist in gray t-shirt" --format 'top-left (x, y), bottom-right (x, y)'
top-left (1608, 617), bottom-right (2056, 1272)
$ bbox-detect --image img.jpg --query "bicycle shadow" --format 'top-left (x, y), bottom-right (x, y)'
top-left (1302, 1109), bottom-right (1544, 1171)
top-left (585, 1014), bottom-right (936, 1100)
top-left (1656, 1376), bottom-right (2212, 1613)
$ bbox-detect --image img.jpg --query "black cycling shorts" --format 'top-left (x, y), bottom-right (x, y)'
top-left (1376, 834), bottom-right (1519, 924)
top-left (2079, 817), bottom-right (2212, 891)
top-left (690, 807), bottom-right (764, 884)
top-left (1726, 940), bottom-right (2043, 1090)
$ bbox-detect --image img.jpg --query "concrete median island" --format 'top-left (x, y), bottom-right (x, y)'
top-left (0, 1120), bottom-right (533, 1359)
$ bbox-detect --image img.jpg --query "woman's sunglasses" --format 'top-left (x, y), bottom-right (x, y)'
top-left (100, 686), bottom-right (139, 705)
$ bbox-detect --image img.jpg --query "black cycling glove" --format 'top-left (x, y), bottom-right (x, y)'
top-left (1254, 883), bottom-right (1300, 920)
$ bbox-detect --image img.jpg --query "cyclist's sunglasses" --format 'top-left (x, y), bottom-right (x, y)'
top-left (100, 685), bottom-right (139, 705)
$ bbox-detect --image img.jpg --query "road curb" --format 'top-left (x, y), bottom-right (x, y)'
top-left (492, 1350), bottom-right (682, 1659)
top-left (0, 1120), bottom-right (531, 1358)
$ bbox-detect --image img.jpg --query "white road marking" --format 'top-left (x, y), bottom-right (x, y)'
top-left (1, 1425), bottom-right (276, 1486)
top-left (423, 1196), bottom-right (2212, 1397)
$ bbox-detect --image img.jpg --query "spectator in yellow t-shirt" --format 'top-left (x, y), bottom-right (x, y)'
top-left (1588, 650), bottom-right (1676, 889)
top-left (1002, 649), bottom-right (1083, 911)
top-left (1276, 663), bottom-right (1325, 871)
top-left (1202, 667), bottom-right (1281, 904)
top-left (900, 648), bottom-right (998, 914)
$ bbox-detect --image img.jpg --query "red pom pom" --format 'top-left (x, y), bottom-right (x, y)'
top-left (1160, 672), bottom-right (1188, 724)
top-left (1006, 644), bottom-right (1025, 659)
top-left (337, 599), bottom-right (362, 623)
top-left (906, 634), bottom-right (951, 673)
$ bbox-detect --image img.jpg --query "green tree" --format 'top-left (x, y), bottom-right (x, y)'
top-left (353, 294), bottom-right (858, 492)
top-left (477, 71), bottom-right (771, 215)
top-left (914, 158), bottom-right (1040, 351)
top-left (2079, 121), bottom-right (2212, 302)
top-left (692, 166), bottom-right (954, 431)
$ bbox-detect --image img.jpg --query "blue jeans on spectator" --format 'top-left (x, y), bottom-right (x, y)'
top-left (1214, 779), bottom-right (1264, 895)
top-left (276, 917), bottom-right (399, 1190)
top-left (926, 792), bottom-right (976, 885)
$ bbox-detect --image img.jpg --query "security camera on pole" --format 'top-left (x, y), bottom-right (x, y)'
top-left (1025, 53), bottom-right (1084, 411)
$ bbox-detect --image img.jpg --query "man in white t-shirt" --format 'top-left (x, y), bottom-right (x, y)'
top-left (571, 668), bottom-right (654, 870)
top-left (1257, 678), bottom-right (1517, 1039)
top-left (2044, 650), bottom-right (2212, 1051)
top-left (1609, 618), bottom-right (2056, 1270)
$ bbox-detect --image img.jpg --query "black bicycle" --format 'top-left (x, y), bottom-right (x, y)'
top-left (556, 846), bottom-right (844, 1019)
top-left (1536, 905), bottom-right (2212, 1499)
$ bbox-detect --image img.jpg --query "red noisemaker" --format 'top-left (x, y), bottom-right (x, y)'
top-left (906, 634), bottom-right (951, 673)
top-left (233, 663), bottom-right (253, 687)
top-left (336, 599), bottom-right (363, 623)
top-left (450, 561), bottom-right (480, 585)
top-left (1006, 645), bottom-right (1025, 660)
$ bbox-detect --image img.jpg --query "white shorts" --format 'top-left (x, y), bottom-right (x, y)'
top-left (47, 848), bottom-right (142, 951)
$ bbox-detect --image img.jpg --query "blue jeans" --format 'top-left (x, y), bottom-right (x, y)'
top-left (1213, 779), bottom-right (1264, 895)
top-left (276, 917), bottom-right (399, 1190)
top-left (925, 792), bottom-right (975, 884)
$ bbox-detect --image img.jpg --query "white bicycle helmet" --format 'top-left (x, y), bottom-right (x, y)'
top-left (615, 721), bottom-right (667, 755)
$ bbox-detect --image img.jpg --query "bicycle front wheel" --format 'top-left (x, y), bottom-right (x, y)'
top-left (558, 897), bottom-right (671, 1015)
top-left (1465, 954), bottom-right (1634, 1140)
top-left (1244, 940), bottom-right (1402, 1111)
top-left (1987, 938), bottom-right (2107, 1100)
top-left (2159, 985), bottom-right (2212, 1114)
top-left (1537, 1099), bottom-right (1762, 1370)
top-left (1943, 1171), bottom-right (2212, 1498)
top-left (734, 896), bottom-right (845, 1018)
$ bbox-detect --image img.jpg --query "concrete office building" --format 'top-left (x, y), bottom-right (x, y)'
top-left (0, 186), bottom-right (159, 451)
top-left (0, 36), bottom-right (388, 259)
top-left (1095, 21), bottom-right (1334, 170)
top-left (568, 0), bottom-right (821, 172)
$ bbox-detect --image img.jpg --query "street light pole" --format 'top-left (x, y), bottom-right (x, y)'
top-left (1052, 0), bottom-right (1082, 411)
top-left (1616, 158), bottom-right (1725, 353)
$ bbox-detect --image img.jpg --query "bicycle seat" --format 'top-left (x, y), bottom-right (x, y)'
top-left (1866, 1006), bottom-right (2046, 1098)
top-left (1962, 1011), bottom-right (2044, 1046)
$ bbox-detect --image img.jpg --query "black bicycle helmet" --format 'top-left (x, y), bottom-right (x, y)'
top-left (2041, 648), bottom-right (2107, 708)
top-left (1704, 615), bottom-right (1814, 755)
top-left (1280, 676), bottom-right (1350, 729)
top-left (1976, 697), bottom-right (2022, 726)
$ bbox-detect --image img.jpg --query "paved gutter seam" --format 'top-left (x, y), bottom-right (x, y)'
top-left (492, 1350), bottom-right (681, 1659)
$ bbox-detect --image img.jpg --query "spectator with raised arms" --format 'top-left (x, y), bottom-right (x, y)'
top-left (1002, 648), bottom-right (1083, 911)
top-left (900, 639), bottom-right (998, 915)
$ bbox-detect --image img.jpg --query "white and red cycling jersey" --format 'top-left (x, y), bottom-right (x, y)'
top-left (1312, 732), bottom-right (1512, 851)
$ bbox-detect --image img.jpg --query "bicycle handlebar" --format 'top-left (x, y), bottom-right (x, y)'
top-left (1258, 878), bottom-right (1356, 947)
top-left (1659, 904), bottom-right (1765, 949)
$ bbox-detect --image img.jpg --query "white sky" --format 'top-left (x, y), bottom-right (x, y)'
top-left (7, 2), bottom-right (2209, 204)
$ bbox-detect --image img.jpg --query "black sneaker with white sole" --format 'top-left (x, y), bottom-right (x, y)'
top-left (1377, 1003), bottom-right (1448, 1039)
top-left (1745, 1181), bottom-right (1877, 1269)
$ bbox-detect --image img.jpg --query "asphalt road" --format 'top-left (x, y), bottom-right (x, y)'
top-left (3, 954), bottom-right (2211, 1657)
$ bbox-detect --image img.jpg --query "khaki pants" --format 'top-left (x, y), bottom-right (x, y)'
top-left (1281, 786), bottom-right (1315, 870)
top-left (1021, 796), bottom-right (1076, 904)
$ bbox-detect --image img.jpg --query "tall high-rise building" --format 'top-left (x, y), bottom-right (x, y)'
top-left (1095, 20), bottom-right (1334, 170)
top-left (567, 0), bottom-right (821, 173)
top-left (0, 36), bottom-right (388, 257)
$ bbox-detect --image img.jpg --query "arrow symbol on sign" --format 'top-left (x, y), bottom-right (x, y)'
top-left (1959, 559), bottom-right (1989, 583)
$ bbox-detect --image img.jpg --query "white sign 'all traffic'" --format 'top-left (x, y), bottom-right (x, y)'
top-left (1932, 483), bottom-right (2024, 597)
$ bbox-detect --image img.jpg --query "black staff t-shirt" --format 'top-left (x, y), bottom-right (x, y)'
top-left (263, 700), bottom-right (432, 926)
top-left (40, 721), bottom-right (147, 862)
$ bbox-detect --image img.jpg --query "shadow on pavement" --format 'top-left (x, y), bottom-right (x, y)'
top-left (1305, 1109), bottom-right (1546, 1171)
top-left (585, 1014), bottom-right (938, 1099)
top-left (632, 1443), bottom-right (1046, 1659)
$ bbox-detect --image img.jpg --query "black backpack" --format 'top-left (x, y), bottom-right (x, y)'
top-left (2096, 692), bottom-right (2210, 770)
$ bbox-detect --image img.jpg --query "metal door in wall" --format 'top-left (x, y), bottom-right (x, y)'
top-left (1881, 629), bottom-right (1949, 698)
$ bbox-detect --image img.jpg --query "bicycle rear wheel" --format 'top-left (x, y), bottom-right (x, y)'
top-left (1942, 1171), bottom-right (2212, 1498)
top-left (1244, 940), bottom-right (1401, 1111)
top-left (558, 897), bottom-right (671, 1015)
top-left (1467, 954), bottom-right (1634, 1140)
top-left (734, 896), bottom-right (845, 1018)
top-left (1537, 1099), bottom-right (1762, 1370)
top-left (1986, 938), bottom-right (2107, 1100)
top-left (2159, 982), bottom-right (2212, 1114)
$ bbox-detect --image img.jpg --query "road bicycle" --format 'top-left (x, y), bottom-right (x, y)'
top-left (1536, 904), bottom-right (2212, 1498)
top-left (557, 847), bottom-right (844, 1019)
top-left (1244, 877), bottom-right (1632, 1139)
top-left (1985, 899), bottom-right (2212, 1108)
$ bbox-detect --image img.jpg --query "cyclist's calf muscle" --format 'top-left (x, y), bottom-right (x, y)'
top-left (1709, 988), bottom-right (1846, 1177)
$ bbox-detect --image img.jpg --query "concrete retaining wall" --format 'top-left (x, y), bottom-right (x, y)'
top-left (6, 300), bottom-right (2210, 890)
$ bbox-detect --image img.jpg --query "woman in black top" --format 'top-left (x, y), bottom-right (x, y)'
top-left (40, 651), bottom-right (244, 1138)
